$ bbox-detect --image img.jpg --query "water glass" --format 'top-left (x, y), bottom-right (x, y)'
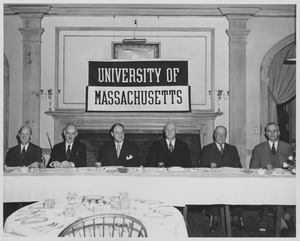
top-left (158, 162), bottom-right (164, 170)
top-left (95, 162), bottom-right (102, 171)
top-left (119, 191), bottom-right (128, 200)
top-left (64, 204), bottom-right (76, 217)
top-left (67, 192), bottom-right (77, 204)
top-left (44, 199), bottom-right (55, 209)
top-left (266, 164), bottom-right (273, 175)
top-left (210, 162), bottom-right (217, 170)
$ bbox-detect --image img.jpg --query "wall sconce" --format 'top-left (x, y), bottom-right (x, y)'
top-left (122, 19), bottom-right (146, 45)
top-left (209, 89), bottom-right (230, 112)
top-left (40, 88), bottom-right (61, 112)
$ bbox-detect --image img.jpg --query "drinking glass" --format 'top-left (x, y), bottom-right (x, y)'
top-left (67, 192), bottom-right (77, 204)
top-left (119, 191), bottom-right (130, 210)
top-left (210, 162), bottom-right (217, 170)
top-left (95, 162), bottom-right (102, 171)
top-left (158, 162), bottom-right (164, 170)
top-left (44, 199), bottom-right (55, 209)
top-left (266, 164), bottom-right (273, 175)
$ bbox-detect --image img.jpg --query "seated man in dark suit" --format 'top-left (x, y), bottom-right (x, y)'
top-left (250, 122), bottom-right (293, 169)
top-left (5, 125), bottom-right (42, 167)
top-left (199, 125), bottom-right (243, 232)
top-left (146, 122), bottom-right (192, 168)
top-left (47, 123), bottom-right (87, 168)
top-left (250, 122), bottom-right (294, 236)
top-left (99, 123), bottom-right (140, 167)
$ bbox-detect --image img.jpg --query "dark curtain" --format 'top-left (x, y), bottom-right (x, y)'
top-left (268, 43), bottom-right (296, 123)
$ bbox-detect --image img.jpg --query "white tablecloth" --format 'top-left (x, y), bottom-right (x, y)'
top-left (3, 167), bottom-right (296, 206)
top-left (4, 197), bottom-right (187, 238)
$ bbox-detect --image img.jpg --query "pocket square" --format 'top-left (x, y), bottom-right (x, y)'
top-left (126, 155), bottom-right (133, 160)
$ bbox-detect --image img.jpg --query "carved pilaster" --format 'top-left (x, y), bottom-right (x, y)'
top-left (9, 5), bottom-right (51, 145)
top-left (219, 8), bottom-right (259, 167)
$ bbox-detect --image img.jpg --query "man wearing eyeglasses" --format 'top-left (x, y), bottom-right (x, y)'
top-left (250, 122), bottom-right (293, 169)
top-left (250, 122), bottom-right (294, 237)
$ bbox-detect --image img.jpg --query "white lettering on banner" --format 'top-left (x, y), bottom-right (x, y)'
top-left (97, 68), bottom-right (163, 83)
top-left (87, 86), bottom-right (190, 112)
top-left (166, 68), bottom-right (180, 83)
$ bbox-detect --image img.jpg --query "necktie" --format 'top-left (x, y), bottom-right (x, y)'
top-left (271, 143), bottom-right (276, 155)
top-left (66, 145), bottom-right (71, 161)
top-left (220, 145), bottom-right (224, 155)
top-left (169, 142), bottom-right (174, 152)
top-left (21, 146), bottom-right (26, 163)
top-left (116, 144), bottom-right (121, 158)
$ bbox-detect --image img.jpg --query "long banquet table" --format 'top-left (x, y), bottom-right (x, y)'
top-left (4, 166), bottom-right (296, 237)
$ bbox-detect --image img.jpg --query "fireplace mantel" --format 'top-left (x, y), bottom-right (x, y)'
top-left (45, 110), bottom-right (222, 147)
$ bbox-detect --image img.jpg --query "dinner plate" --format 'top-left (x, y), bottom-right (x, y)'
top-left (117, 167), bottom-right (129, 173)
top-left (77, 168), bottom-right (93, 172)
top-left (272, 169), bottom-right (285, 175)
top-left (256, 169), bottom-right (266, 175)
top-left (28, 203), bottom-right (44, 210)
top-left (168, 166), bottom-right (185, 172)
top-left (21, 217), bottom-right (48, 225)
top-left (106, 170), bottom-right (117, 173)
top-left (82, 195), bottom-right (104, 204)
top-left (139, 200), bottom-right (163, 205)
top-left (143, 212), bottom-right (166, 218)
top-left (240, 168), bottom-right (253, 174)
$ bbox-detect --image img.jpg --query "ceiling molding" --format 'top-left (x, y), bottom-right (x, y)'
top-left (4, 4), bottom-right (296, 17)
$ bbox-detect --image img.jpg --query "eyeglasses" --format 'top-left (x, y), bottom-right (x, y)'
top-left (266, 130), bottom-right (279, 134)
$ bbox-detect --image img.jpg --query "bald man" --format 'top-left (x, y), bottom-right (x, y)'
top-left (47, 124), bottom-right (87, 168)
top-left (199, 125), bottom-right (243, 232)
top-left (5, 125), bottom-right (42, 167)
top-left (146, 122), bottom-right (192, 168)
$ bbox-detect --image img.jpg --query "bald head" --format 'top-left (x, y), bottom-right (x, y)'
top-left (213, 126), bottom-right (227, 145)
top-left (164, 122), bottom-right (177, 141)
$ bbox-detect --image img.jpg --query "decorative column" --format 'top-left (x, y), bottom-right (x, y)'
top-left (10, 5), bottom-right (51, 145)
top-left (219, 8), bottom-right (259, 165)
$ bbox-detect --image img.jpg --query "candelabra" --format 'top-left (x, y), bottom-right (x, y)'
top-left (40, 88), bottom-right (61, 111)
top-left (209, 89), bottom-right (230, 112)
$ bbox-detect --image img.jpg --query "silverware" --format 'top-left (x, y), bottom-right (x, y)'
top-left (31, 222), bottom-right (56, 230)
top-left (15, 212), bottom-right (40, 221)
top-left (37, 222), bottom-right (58, 232)
top-left (44, 224), bottom-right (64, 233)
top-left (40, 222), bottom-right (58, 233)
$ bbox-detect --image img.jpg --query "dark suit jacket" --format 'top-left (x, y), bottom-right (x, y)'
top-left (47, 141), bottom-right (87, 167)
top-left (146, 139), bottom-right (192, 168)
top-left (199, 142), bottom-right (241, 168)
top-left (5, 143), bottom-right (42, 167)
top-left (98, 139), bottom-right (140, 167)
top-left (250, 140), bottom-right (293, 169)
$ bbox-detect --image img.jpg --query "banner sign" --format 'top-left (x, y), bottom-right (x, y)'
top-left (86, 60), bottom-right (190, 112)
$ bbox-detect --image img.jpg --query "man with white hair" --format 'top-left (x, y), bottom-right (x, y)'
top-left (47, 123), bottom-right (87, 168)
top-left (146, 122), bottom-right (191, 167)
top-left (5, 125), bottom-right (42, 167)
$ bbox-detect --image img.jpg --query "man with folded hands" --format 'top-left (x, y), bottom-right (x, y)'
top-left (146, 122), bottom-right (192, 168)
top-left (199, 125), bottom-right (243, 232)
top-left (47, 123), bottom-right (87, 168)
top-left (5, 125), bottom-right (43, 167)
top-left (98, 123), bottom-right (140, 167)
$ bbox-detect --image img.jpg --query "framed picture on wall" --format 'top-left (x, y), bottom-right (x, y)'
top-left (112, 42), bottom-right (160, 59)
